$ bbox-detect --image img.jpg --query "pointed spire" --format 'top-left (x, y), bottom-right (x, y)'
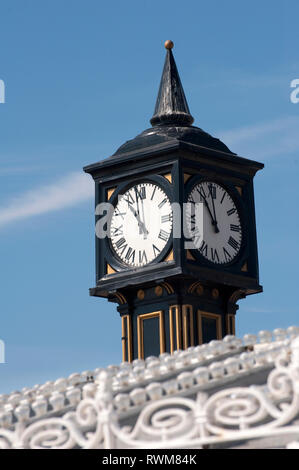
top-left (150, 40), bottom-right (194, 127)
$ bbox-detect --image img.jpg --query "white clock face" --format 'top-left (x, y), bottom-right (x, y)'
top-left (186, 181), bottom-right (242, 264)
top-left (110, 182), bottom-right (173, 267)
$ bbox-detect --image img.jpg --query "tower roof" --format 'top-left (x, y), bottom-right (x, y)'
top-left (150, 40), bottom-right (194, 127)
top-left (112, 41), bottom-right (234, 157)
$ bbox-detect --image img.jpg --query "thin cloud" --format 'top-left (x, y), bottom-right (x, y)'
top-left (0, 172), bottom-right (93, 227)
top-left (218, 116), bottom-right (299, 159)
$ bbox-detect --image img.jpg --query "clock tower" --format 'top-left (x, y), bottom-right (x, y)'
top-left (84, 41), bottom-right (263, 361)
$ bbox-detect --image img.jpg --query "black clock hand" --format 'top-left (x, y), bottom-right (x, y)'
top-left (139, 195), bottom-right (147, 240)
top-left (198, 189), bottom-right (219, 232)
top-left (134, 187), bottom-right (148, 239)
top-left (134, 187), bottom-right (143, 235)
top-left (208, 185), bottom-right (220, 233)
top-left (128, 204), bottom-right (149, 236)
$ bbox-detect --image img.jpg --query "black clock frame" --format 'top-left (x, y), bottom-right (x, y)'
top-left (85, 141), bottom-right (263, 297)
top-left (103, 174), bottom-right (174, 273)
top-left (184, 175), bottom-right (249, 269)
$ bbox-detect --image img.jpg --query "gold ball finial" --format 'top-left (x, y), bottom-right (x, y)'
top-left (164, 40), bottom-right (174, 50)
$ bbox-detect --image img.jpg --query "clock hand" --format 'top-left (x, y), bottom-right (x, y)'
top-left (198, 189), bottom-right (219, 232)
top-left (134, 187), bottom-right (143, 235)
top-left (139, 193), bottom-right (148, 240)
top-left (208, 185), bottom-right (220, 233)
top-left (128, 204), bottom-right (149, 236)
top-left (134, 187), bottom-right (148, 239)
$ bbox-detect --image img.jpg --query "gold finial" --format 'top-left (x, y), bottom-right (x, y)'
top-left (164, 40), bottom-right (174, 50)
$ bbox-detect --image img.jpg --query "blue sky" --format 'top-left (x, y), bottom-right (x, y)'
top-left (0, 0), bottom-right (298, 394)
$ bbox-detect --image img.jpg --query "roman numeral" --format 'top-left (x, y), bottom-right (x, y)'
top-left (161, 214), bottom-right (171, 223)
top-left (115, 237), bottom-right (127, 255)
top-left (230, 224), bottom-right (241, 232)
top-left (227, 207), bottom-right (237, 216)
top-left (151, 186), bottom-right (157, 200)
top-left (125, 247), bottom-right (135, 263)
top-left (223, 247), bottom-right (232, 262)
top-left (115, 209), bottom-right (126, 219)
top-left (190, 213), bottom-right (196, 228)
top-left (197, 187), bottom-right (206, 202)
top-left (208, 184), bottom-right (216, 199)
top-left (158, 229), bottom-right (169, 241)
top-left (124, 192), bottom-right (134, 205)
top-left (199, 240), bottom-right (208, 257)
top-left (139, 250), bottom-right (147, 264)
top-left (152, 244), bottom-right (161, 257)
top-left (211, 248), bottom-right (219, 262)
top-left (136, 186), bottom-right (146, 200)
top-left (112, 225), bottom-right (123, 236)
top-left (158, 198), bottom-right (167, 209)
top-left (220, 191), bottom-right (226, 204)
top-left (228, 236), bottom-right (239, 251)
top-left (190, 213), bottom-right (200, 236)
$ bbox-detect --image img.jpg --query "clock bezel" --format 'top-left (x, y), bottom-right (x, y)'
top-left (105, 175), bottom-right (174, 272)
top-left (184, 176), bottom-right (248, 268)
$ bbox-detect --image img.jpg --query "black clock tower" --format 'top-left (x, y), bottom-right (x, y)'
top-left (84, 41), bottom-right (263, 362)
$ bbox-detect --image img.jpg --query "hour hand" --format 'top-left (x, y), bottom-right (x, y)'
top-left (208, 185), bottom-right (220, 233)
top-left (128, 204), bottom-right (149, 236)
top-left (199, 189), bottom-right (219, 233)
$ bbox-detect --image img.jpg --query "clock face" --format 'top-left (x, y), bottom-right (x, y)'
top-left (186, 181), bottom-right (242, 264)
top-left (109, 182), bottom-right (173, 267)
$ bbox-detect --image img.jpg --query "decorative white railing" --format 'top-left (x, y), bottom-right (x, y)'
top-left (1, 333), bottom-right (299, 449)
top-left (1, 326), bottom-right (298, 428)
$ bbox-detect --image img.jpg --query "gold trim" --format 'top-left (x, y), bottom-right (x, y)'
top-left (186, 250), bottom-right (196, 261)
top-left (169, 307), bottom-right (174, 354)
top-left (188, 281), bottom-right (198, 294)
top-left (175, 306), bottom-right (182, 350)
top-left (155, 286), bottom-right (163, 297)
top-left (137, 311), bottom-right (165, 359)
top-left (163, 173), bottom-right (172, 184)
top-left (196, 285), bottom-right (204, 296)
top-left (163, 249), bottom-right (174, 262)
top-left (182, 305), bottom-right (194, 349)
top-left (114, 292), bottom-right (127, 305)
top-left (107, 187), bottom-right (116, 200)
top-left (127, 316), bottom-right (133, 362)
top-left (169, 305), bottom-right (182, 353)
top-left (198, 310), bottom-right (222, 344)
top-left (235, 186), bottom-right (242, 196)
top-left (188, 281), bottom-right (203, 294)
top-left (212, 288), bottom-right (219, 299)
top-left (137, 289), bottom-right (145, 300)
top-left (161, 281), bottom-right (174, 294)
top-left (241, 262), bottom-right (248, 272)
top-left (107, 263), bottom-right (117, 275)
top-left (226, 314), bottom-right (236, 335)
top-left (190, 308), bottom-right (194, 347)
top-left (121, 315), bottom-right (133, 362)
top-left (184, 173), bottom-right (192, 184)
top-left (121, 316), bottom-right (126, 362)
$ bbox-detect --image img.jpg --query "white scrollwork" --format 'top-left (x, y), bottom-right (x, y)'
top-left (113, 397), bottom-right (199, 447)
top-left (2, 336), bottom-right (299, 449)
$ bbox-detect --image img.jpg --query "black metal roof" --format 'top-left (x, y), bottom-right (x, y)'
top-left (113, 43), bottom-right (234, 157)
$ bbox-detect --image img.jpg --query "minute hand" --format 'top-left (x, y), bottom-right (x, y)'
top-left (198, 189), bottom-right (219, 233)
top-left (128, 204), bottom-right (149, 236)
top-left (208, 186), bottom-right (220, 233)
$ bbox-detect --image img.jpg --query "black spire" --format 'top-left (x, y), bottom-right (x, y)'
top-left (150, 40), bottom-right (194, 127)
